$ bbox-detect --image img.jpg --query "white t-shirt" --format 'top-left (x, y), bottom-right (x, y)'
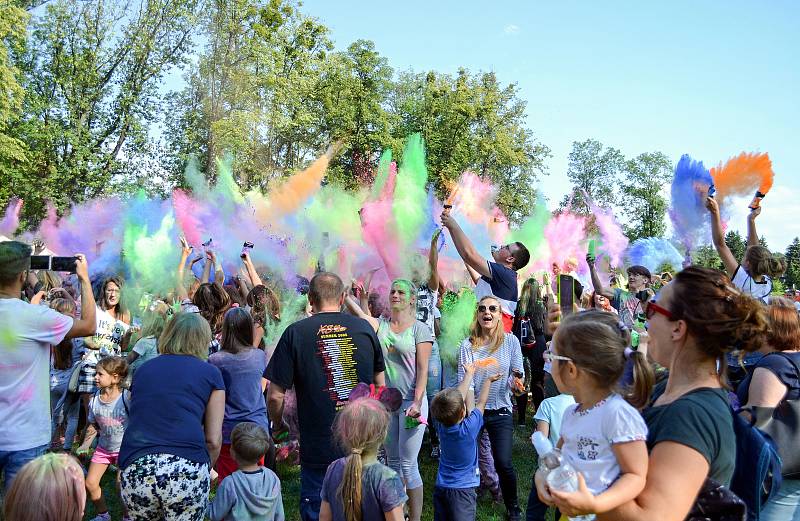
top-left (91, 307), bottom-right (129, 357)
top-left (732, 265), bottom-right (772, 303)
top-left (416, 285), bottom-right (438, 337)
top-left (0, 298), bottom-right (73, 450)
top-left (559, 393), bottom-right (648, 495)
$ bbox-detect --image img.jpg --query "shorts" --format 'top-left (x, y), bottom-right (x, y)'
top-left (92, 446), bottom-right (119, 465)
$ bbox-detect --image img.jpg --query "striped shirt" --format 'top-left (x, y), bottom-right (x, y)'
top-left (458, 333), bottom-right (524, 411)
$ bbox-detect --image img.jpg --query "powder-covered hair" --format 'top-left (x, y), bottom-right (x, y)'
top-left (554, 310), bottom-right (654, 409)
top-left (3, 453), bottom-right (86, 521)
top-left (469, 296), bottom-right (506, 354)
top-left (333, 398), bottom-right (390, 521)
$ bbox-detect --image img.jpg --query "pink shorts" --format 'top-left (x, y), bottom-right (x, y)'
top-left (91, 446), bottom-right (119, 465)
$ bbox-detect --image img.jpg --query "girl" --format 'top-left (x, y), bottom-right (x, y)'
top-left (3, 453), bottom-right (86, 521)
top-left (49, 298), bottom-right (84, 451)
top-left (209, 307), bottom-right (269, 481)
top-left (535, 310), bottom-right (652, 518)
top-left (345, 279), bottom-right (433, 521)
top-left (320, 398), bottom-right (407, 521)
top-left (707, 197), bottom-right (786, 302)
top-left (192, 282), bottom-right (231, 356)
top-left (81, 356), bottom-right (130, 521)
top-left (459, 296), bottom-right (525, 520)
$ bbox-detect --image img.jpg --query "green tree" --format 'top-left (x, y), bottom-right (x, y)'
top-left (725, 230), bottom-right (747, 263)
top-left (783, 237), bottom-right (800, 289)
top-left (9, 0), bottom-right (199, 223)
top-left (561, 139), bottom-right (624, 215)
top-left (693, 244), bottom-right (723, 270)
top-left (620, 152), bottom-right (672, 240)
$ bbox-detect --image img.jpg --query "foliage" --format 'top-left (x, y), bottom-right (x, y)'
top-left (620, 151), bottom-right (672, 241)
top-left (693, 244), bottom-right (723, 271)
top-left (725, 230), bottom-right (747, 264)
top-left (783, 237), bottom-right (800, 290)
top-left (560, 138), bottom-right (624, 214)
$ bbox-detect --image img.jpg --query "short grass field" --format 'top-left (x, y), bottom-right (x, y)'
top-left (81, 423), bottom-right (548, 521)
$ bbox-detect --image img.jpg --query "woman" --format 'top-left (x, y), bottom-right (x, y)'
top-left (192, 282), bottom-right (231, 356)
top-left (512, 277), bottom-right (547, 425)
top-left (119, 313), bottom-right (225, 521)
top-left (460, 296), bottom-right (524, 521)
top-left (737, 296), bottom-right (800, 520)
top-left (208, 307), bottom-right (269, 482)
top-left (707, 198), bottom-right (786, 302)
top-left (544, 266), bottom-right (768, 521)
top-left (345, 279), bottom-right (432, 521)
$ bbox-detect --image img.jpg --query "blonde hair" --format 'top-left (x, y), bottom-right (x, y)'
top-left (333, 398), bottom-right (391, 521)
top-left (141, 301), bottom-right (170, 339)
top-left (158, 312), bottom-right (212, 360)
top-left (3, 453), bottom-right (85, 521)
top-left (469, 296), bottom-right (505, 353)
top-left (39, 270), bottom-right (62, 293)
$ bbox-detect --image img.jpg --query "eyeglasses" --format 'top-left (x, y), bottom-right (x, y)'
top-left (478, 305), bottom-right (499, 313)
top-left (543, 349), bottom-right (572, 364)
top-left (646, 299), bottom-right (675, 320)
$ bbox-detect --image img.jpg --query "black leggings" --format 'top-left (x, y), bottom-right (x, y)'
top-left (483, 409), bottom-right (518, 511)
top-left (515, 335), bottom-right (546, 425)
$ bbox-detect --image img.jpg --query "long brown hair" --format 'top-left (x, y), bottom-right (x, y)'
top-left (220, 307), bottom-right (255, 354)
top-left (192, 283), bottom-right (231, 334)
top-left (554, 310), bottom-right (654, 409)
top-left (99, 276), bottom-right (127, 318)
top-left (469, 296), bottom-right (506, 353)
top-left (333, 398), bottom-right (390, 521)
top-left (50, 298), bottom-right (76, 370)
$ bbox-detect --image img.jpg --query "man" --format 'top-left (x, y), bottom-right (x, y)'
top-left (441, 212), bottom-right (530, 332)
top-left (265, 272), bottom-right (385, 521)
top-left (0, 241), bottom-right (97, 490)
top-left (587, 255), bottom-right (652, 328)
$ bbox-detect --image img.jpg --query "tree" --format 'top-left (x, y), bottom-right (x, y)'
top-left (784, 237), bottom-right (800, 289)
top-left (620, 152), bottom-right (672, 240)
top-left (9, 0), bottom-right (200, 224)
top-left (560, 139), bottom-right (624, 215)
top-left (693, 245), bottom-right (723, 271)
top-left (725, 230), bottom-right (747, 263)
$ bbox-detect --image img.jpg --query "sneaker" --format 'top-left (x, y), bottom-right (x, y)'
top-left (430, 445), bottom-right (440, 459)
top-left (506, 505), bottom-right (522, 521)
top-left (90, 512), bottom-right (111, 521)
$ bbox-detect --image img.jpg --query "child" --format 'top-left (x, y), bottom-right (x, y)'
top-left (49, 298), bottom-right (84, 451)
top-left (535, 310), bottom-right (652, 518)
top-left (3, 452), bottom-right (86, 521)
top-left (430, 364), bottom-right (502, 521)
top-left (208, 422), bottom-right (284, 521)
top-left (81, 356), bottom-right (130, 521)
top-left (320, 398), bottom-right (408, 521)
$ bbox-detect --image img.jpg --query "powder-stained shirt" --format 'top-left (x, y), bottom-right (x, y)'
top-left (458, 333), bottom-right (523, 411)
top-left (377, 320), bottom-right (434, 400)
top-left (89, 390), bottom-right (130, 452)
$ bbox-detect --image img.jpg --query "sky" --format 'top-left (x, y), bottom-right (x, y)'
top-left (294, 0), bottom-right (800, 252)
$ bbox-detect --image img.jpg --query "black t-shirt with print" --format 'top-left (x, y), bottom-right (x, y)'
top-left (264, 312), bottom-right (385, 469)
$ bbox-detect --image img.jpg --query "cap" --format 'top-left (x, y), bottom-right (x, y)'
top-left (0, 240), bottom-right (32, 279)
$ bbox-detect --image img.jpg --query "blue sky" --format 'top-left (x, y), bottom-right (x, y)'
top-left (298, 0), bottom-right (800, 252)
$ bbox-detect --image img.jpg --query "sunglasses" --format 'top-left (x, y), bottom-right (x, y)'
top-left (543, 348), bottom-right (572, 364)
top-left (646, 299), bottom-right (675, 320)
top-left (478, 305), bottom-right (499, 313)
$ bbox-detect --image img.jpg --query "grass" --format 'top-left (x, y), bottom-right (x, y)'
top-left (83, 422), bottom-right (547, 521)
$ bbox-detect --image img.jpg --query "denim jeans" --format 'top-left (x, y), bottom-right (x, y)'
top-left (51, 384), bottom-right (80, 450)
top-left (761, 478), bottom-right (800, 521)
top-left (0, 444), bottom-right (49, 491)
top-left (300, 465), bottom-right (327, 521)
top-left (483, 408), bottom-right (518, 511)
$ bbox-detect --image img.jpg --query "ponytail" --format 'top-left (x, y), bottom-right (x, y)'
top-left (626, 349), bottom-right (655, 410)
top-left (339, 450), bottom-right (364, 521)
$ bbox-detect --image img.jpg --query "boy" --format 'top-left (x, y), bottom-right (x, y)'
top-left (208, 422), bottom-right (285, 521)
top-left (430, 364), bottom-right (502, 521)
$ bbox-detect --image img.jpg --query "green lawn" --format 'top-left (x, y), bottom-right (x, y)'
top-left (84, 424), bottom-right (546, 520)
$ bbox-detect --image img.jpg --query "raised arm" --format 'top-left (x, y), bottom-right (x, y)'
top-left (344, 295), bottom-right (379, 331)
top-left (747, 206), bottom-right (761, 247)
top-left (441, 212), bottom-right (491, 278)
top-left (587, 256), bottom-right (608, 296)
top-left (201, 253), bottom-right (212, 284)
top-left (465, 263), bottom-right (481, 285)
top-left (242, 252), bottom-right (263, 287)
top-left (705, 196), bottom-right (738, 276)
top-left (176, 237), bottom-right (192, 300)
top-left (457, 363), bottom-right (475, 400)
top-left (428, 230), bottom-right (441, 292)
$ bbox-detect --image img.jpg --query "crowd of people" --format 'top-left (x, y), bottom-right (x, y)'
top-left (0, 198), bottom-right (798, 521)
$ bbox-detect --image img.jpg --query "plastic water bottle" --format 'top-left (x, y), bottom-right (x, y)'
top-left (532, 432), bottom-right (594, 521)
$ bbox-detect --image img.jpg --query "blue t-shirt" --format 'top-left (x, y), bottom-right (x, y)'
top-left (434, 409), bottom-right (483, 488)
top-left (209, 348), bottom-right (269, 444)
top-left (321, 458), bottom-right (407, 520)
top-left (475, 261), bottom-right (518, 316)
top-left (118, 354), bottom-right (225, 469)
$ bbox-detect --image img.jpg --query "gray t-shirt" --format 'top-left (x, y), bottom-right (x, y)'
top-left (88, 390), bottom-right (130, 452)
top-left (130, 336), bottom-right (158, 372)
top-left (321, 458), bottom-right (407, 520)
top-left (377, 319), bottom-right (433, 400)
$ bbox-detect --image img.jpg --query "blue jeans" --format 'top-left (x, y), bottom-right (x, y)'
top-left (51, 384), bottom-right (80, 450)
top-left (300, 465), bottom-right (327, 521)
top-left (761, 478), bottom-right (800, 521)
top-left (0, 444), bottom-right (49, 491)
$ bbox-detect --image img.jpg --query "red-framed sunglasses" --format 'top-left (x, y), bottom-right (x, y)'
top-left (646, 299), bottom-right (675, 320)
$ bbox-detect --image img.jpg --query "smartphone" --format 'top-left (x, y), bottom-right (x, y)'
top-left (30, 255), bottom-right (50, 270)
top-left (51, 256), bottom-right (78, 273)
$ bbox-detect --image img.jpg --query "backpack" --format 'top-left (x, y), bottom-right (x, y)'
top-left (713, 393), bottom-right (783, 521)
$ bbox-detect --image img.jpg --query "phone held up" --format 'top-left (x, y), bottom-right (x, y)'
top-left (30, 255), bottom-right (78, 273)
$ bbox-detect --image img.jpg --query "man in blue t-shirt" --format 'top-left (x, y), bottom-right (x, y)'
top-left (441, 212), bottom-right (530, 332)
top-left (430, 363), bottom-right (502, 521)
